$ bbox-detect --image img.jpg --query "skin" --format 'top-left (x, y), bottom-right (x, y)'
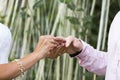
top-left (0, 35), bottom-right (65, 80)
top-left (0, 36), bottom-right (83, 80)
top-left (54, 36), bottom-right (83, 55)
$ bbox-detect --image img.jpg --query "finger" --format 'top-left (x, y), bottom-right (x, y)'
top-left (55, 45), bottom-right (66, 56)
top-left (65, 37), bottom-right (74, 47)
top-left (47, 48), bottom-right (59, 59)
top-left (46, 43), bottom-right (58, 57)
top-left (54, 37), bottom-right (66, 43)
top-left (47, 41), bottom-right (65, 59)
top-left (58, 46), bottom-right (66, 55)
top-left (49, 43), bottom-right (58, 49)
top-left (49, 39), bottom-right (60, 46)
top-left (49, 45), bottom-right (62, 57)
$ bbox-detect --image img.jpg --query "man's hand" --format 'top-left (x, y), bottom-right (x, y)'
top-left (54, 36), bottom-right (83, 55)
top-left (65, 36), bottom-right (83, 54)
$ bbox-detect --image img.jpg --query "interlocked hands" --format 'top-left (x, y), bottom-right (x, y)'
top-left (33, 35), bottom-right (83, 59)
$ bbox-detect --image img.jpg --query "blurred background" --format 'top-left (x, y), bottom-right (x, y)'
top-left (0, 0), bottom-right (119, 80)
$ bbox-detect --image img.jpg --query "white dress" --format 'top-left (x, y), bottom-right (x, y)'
top-left (0, 23), bottom-right (12, 64)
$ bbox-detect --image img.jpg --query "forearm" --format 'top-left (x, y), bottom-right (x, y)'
top-left (0, 52), bottom-right (41, 80)
top-left (75, 41), bottom-right (108, 76)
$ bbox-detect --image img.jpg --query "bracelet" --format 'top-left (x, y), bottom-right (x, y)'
top-left (14, 59), bottom-right (25, 75)
top-left (69, 49), bottom-right (82, 57)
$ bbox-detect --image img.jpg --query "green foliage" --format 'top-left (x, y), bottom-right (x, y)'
top-left (66, 16), bottom-right (80, 25)
top-left (0, 12), bottom-right (6, 23)
top-left (20, 7), bottom-right (30, 20)
top-left (67, 2), bottom-right (76, 11)
top-left (33, 0), bottom-right (44, 9)
top-left (60, 0), bottom-right (72, 4)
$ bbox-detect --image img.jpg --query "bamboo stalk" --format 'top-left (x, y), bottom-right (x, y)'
top-left (95, 0), bottom-right (110, 80)
top-left (51, 2), bottom-right (66, 35)
top-left (97, 0), bottom-right (108, 50)
top-left (90, 0), bottom-right (96, 16)
top-left (101, 0), bottom-right (110, 50)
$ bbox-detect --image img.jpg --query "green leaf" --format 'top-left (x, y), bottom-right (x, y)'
top-left (0, 15), bottom-right (6, 19)
top-left (33, 0), bottom-right (44, 9)
top-left (83, 16), bottom-right (93, 22)
top-left (60, 0), bottom-right (72, 4)
top-left (20, 12), bottom-right (30, 20)
top-left (21, 7), bottom-right (26, 11)
top-left (66, 16), bottom-right (80, 25)
top-left (76, 8), bottom-right (84, 11)
top-left (67, 2), bottom-right (76, 10)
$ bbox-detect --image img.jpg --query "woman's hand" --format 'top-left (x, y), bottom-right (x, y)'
top-left (0, 35), bottom-right (66, 80)
top-left (33, 35), bottom-right (65, 59)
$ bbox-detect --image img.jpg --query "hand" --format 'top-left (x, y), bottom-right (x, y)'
top-left (33, 35), bottom-right (61, 59)
top-left (50, 40), bottom-right (66, 58)
top-left (54, 36), bottom-right (83, 54)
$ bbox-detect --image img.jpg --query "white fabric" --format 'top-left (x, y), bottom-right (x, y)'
top-left (0, 23), bottom-right (12, 64)
top-left (75, 11), bottom-right (120, 80)
top-left (105, 11), bottom-right (120, 80)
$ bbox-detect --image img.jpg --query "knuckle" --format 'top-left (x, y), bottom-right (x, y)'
top-left (40, 36), bottom-right (44, 38)
top-left (39, 36), bottom-right (44, 40)
top-left (49, 35), bottom-right (54, 37)
top-left (41, 36), bottom-right (47, 39)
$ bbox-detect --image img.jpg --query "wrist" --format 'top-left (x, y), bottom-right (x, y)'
top-left (32, 52), bottom-right (44, 60)
top-left (69, 49), bottom-right (82, 57)
top-left (69, 39), bottom-right (83, 56)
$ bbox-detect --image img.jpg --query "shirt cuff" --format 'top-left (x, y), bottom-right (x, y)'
top-left (75, 40), bottom-right (89, 59)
